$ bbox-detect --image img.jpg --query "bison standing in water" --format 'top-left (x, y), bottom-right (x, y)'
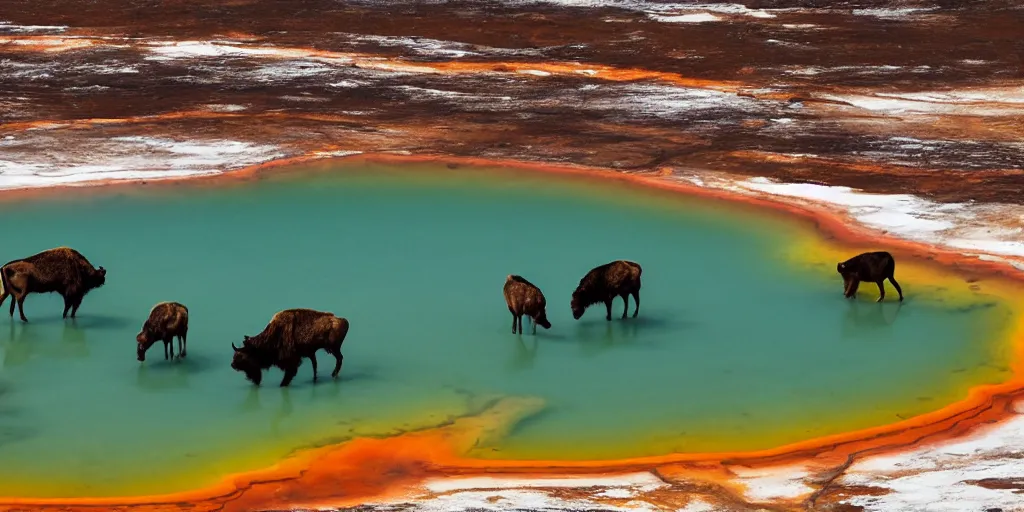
top-left (231, 308), bottom-right (350, 387)
top-left (503, 274), bottom-right (551, 335)
top-left (837, 251), bottom-right (904, 302)
top-left (571, 260), bottom-right (642, 321)
top-left (0, 247), bottom-right (107, 322)
top-left (137, 302), bottom-right (189, 362)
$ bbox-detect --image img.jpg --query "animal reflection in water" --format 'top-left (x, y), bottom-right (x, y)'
top-left (136, 359), bottom-right (193, 391)
top-left (575, 315), bottom-right (674, 358)
top-left (237, 384), bottom-right (345, 437)
top-left (841, 301), bottom-right (904, 339)
top-left (1, 322), bottom-right (89, 367)
top-left (507, 336), bottom-right (539, 371)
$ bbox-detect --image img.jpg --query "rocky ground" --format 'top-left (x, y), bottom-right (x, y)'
top-left (2, 1), bottom-right (1024, 510)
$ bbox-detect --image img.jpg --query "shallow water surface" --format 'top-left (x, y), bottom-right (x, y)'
top-left (0, 165), bottom-right (1014, 497)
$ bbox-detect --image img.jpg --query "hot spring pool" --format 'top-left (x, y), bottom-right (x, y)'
top-left (0, 163), bottom-right (1015, 497)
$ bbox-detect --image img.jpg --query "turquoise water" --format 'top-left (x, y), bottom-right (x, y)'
top-left (0, 165), bottom-right (1014, 497)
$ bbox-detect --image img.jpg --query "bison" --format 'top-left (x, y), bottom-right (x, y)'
top-left (571, 260), bottom-right (642, 321)
top-left (569, 260), bottom-right (638, 319)
top-left (230, 308), bottom-right (350, 387)
top-left (503, 274), bottom-right (552, 335)
top-left (0, 247), bottom-right (107, 322)
top-left (137, 302), bottom-right (189, 362)
top-left (837, 251), bottom-right (904, 302)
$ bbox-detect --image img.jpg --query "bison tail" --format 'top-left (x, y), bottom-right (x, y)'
top-left (0, 265), bottom-right (14, 297)
top-left (333, 317), bottom-right (350, 347)
top-left (886, 254), bottom-right (897, 276)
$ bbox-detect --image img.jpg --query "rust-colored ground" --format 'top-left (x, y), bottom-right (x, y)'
top-left (2, 0), bottom-right (1023, 203)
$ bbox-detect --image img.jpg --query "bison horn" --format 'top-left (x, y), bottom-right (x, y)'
top-left (232, 342), bottom-right (240, 352)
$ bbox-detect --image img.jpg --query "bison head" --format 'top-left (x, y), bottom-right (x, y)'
top-left (535, 310), bottom-right (552, 329)
top-left (570, 292), bottom-right (585, 320)
top-left (90, 266), bottom-right (107, 289)
top-left (837, 262), bottom-right (861, 278)
top-left (837, 262), bottom-right (860, 298)
top-left (231, 340), bottom-right (262, 386)
top-left (136, 330), bottom-right (153, 362)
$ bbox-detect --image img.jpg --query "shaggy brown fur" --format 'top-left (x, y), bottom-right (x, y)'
top-left (503, 274), bottom-right (551, 335)
top-left (0, 247), bottom-right (107, 322)
top-left (230, 308), bottom-right (350, 387)
top-left (571, 260), bottom-right (642, 321)
top-left (837, 251), bottom-right (904, 302)
top-left (137, 302), bottom-right (189, 362)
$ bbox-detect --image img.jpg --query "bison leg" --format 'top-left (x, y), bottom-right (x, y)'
top-left (62, 296), bottom-right (72, 319)
top-left (280, 366), bottom-right (298, 387)
top-left (309, 353), bottom-right (318, 383)
top-left (620, 293), bottom-right (629, 319)
top-left (509, 309), bottom-right (518, 334)
top-left (517, 315), bottom-right (523, 335)
top-left (631, 290), bottom-right (640, 318)
top-left (875, 280), bottom-right (886, 303)
top-left (70, 297), bottom-right (82, 318)
top-left (604, 300), bottom-right (613, 321)
top-left (330, 347), bottom-right (343, 378)
top-left (845, 279), bottom-right (861, 299)
top-left (179, 330), bottom-right (188, 358)
top-left (888, 275), bottom-right (904, 302)
top-left (8, 295), bottom-right (14, 317)
top-left (15, 295), bottom-right (27, 322)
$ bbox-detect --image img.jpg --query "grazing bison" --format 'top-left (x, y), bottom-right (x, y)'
top-left (837, 251), bottom-right (904, 302)
top-left (503, 274), bottom-right (552, 335)
top-left (0, 247), bottom-right (107, 322)
top-left (231, 308), bottom-right (350, 387)
top-left (137, 302), bottom-right (189, 362)
top-left (571, 260), bottom-right (642, 321)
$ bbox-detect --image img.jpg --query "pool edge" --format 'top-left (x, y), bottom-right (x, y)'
top-left (1, 152), bottom-right (1023, 511)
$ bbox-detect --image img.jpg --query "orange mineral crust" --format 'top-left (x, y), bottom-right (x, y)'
top-left (0, 155), bottom-right (1021, 511)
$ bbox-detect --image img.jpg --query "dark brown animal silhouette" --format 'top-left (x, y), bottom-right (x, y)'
top-left (0, 247), bottom-right (107, 322)
top-left (137, 302), bottom-right (189, 362)
top-left (837, 251), bottom-right (904, 302)
top-left (570, 260), bottom-right (642, 321)
top-left (230, 308), bottom-right (350, 387)
top-left (503, 274), bottom-right (552, 335)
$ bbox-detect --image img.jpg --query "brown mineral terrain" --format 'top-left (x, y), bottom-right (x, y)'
top-left (2, 1), bottom-right (1024, 511)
